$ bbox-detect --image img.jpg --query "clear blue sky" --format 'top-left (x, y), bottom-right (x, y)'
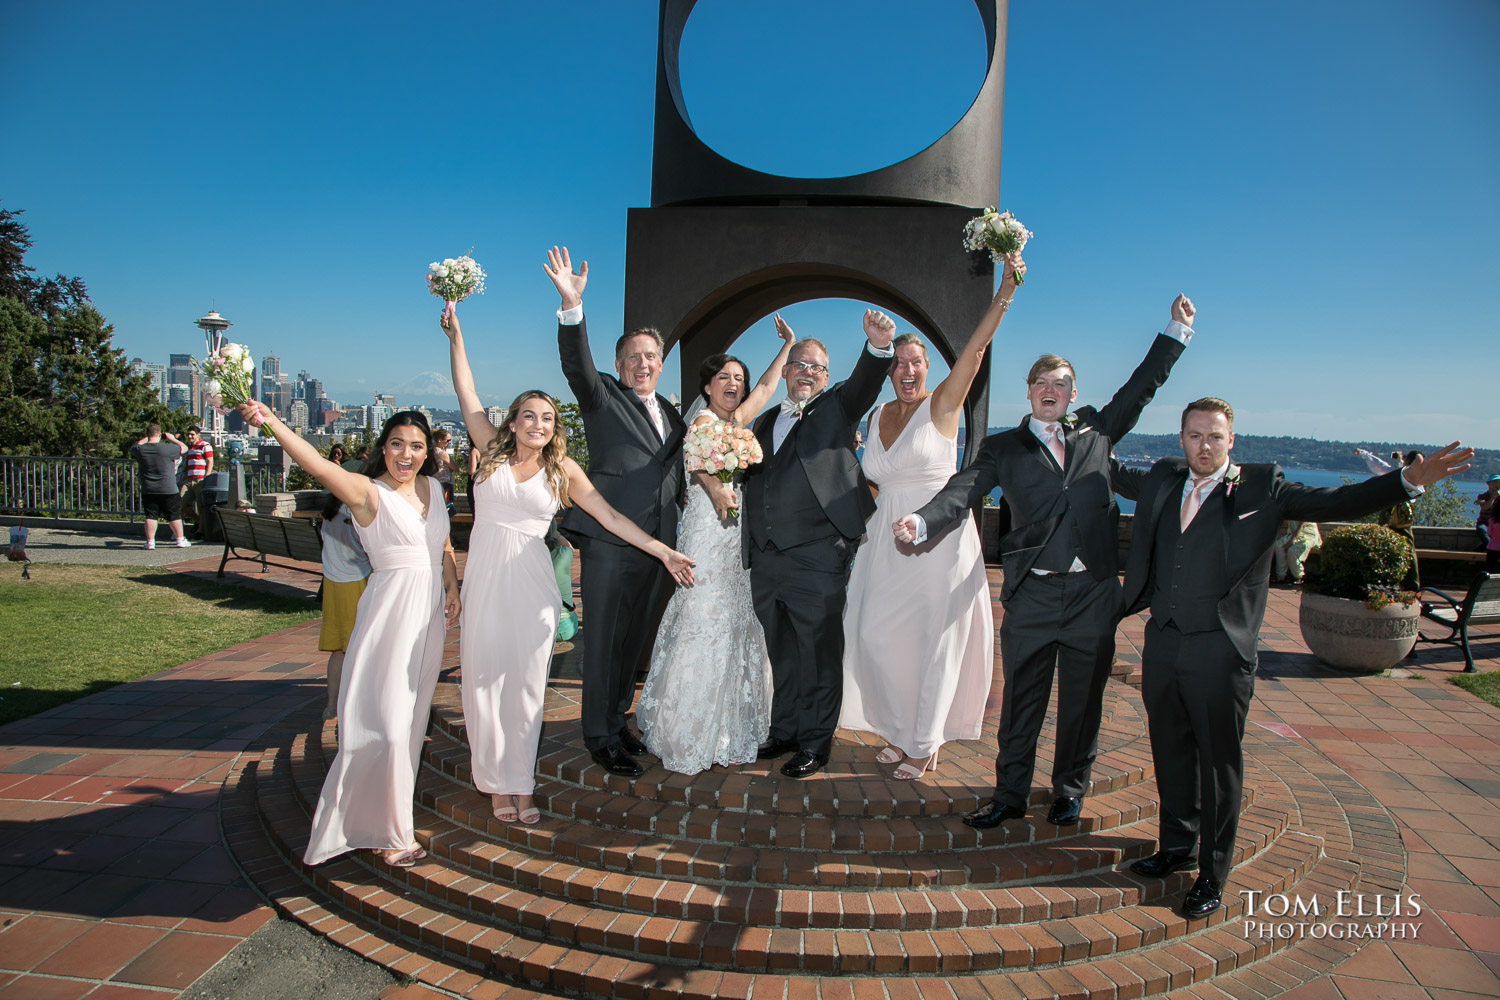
top-left (4, 1), bottom-right (1497, 447)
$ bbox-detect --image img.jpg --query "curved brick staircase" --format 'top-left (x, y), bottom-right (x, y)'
top-left (223, 674), bottom-right (1406, 999)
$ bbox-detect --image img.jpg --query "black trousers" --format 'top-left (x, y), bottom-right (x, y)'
top-left (1141, 618), bottom-right (1255, 883)
top-left (991, 571), bottom-right (1119, 808)
top-left (577, 538), bottom-right (671, 751)
top-left (749, 535), bottom-right (853, 756)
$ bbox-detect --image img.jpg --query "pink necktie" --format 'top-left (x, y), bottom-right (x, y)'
top-left (1045, 424), bottom-right (1066, 469)
top-left (1180, 476), bottom-right (1214, 531)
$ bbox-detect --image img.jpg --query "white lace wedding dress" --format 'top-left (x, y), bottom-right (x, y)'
top-left (637, 470), bottom-right (772, 775)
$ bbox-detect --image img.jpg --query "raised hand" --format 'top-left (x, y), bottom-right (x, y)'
top-left (892, 515), bottom-right (919, 544)
top-left (543, 246), bottom-right (588, 310)
top-left (773, 313), bottom-right (796, 345)
top-left (1171, 294), bottom-right (1196, 327)
top-left (1403, 441), bottom-right (1475, 488)
top-left (863, 309), bottom-right (897, 349)
top-left (440, 301), bottom-right (462, 340)
top-left (1000, 255), bottom-right (1026, 296)
top-left (237, 400), bottom-right (273, 430)
top-left (660, 548), bottom-right (696, 587)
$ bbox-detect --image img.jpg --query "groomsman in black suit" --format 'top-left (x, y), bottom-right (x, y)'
top-left (1112, 398), bottom-right (1472, 918)
top-left (745, 310), bottom-right (896, 778)
top-left (894, 296), bottom-right (1197, 829)
top-left (546, 247), bottom-right (687, 777)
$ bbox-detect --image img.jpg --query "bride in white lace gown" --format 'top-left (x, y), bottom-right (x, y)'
top-left (637, 318), bottom-right (797, 774)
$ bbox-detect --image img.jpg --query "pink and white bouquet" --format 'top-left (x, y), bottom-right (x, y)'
top-left (962, 208), bottom-right (1032, 284)
top-left (197, 343), bottom-right (270, 436)
top-left (427, 251), bottom-right (486, 326)
top-left (684, 419), bottom-right (764, 518)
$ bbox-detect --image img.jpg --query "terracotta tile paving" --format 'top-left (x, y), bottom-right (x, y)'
top-left (2, 560), bottom-right (1499, 996)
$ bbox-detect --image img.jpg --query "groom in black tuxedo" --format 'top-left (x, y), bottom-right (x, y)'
top-left (895, 296), bottom-right (1197, 830)
top-left (744, 310), bottom-right (896, 778)
top-left (546, 247), bottom-right (687, 778)
top-left (1112, 398), bottom-right (1472, 918)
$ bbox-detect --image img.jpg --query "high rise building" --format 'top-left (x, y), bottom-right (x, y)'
top-left (373, 393), bottom-right (396, 408)
top-left (289, 399), bottom-right (310, 431)
top-left (168, 354), bottom-right (199, 417)
top-left (368, 403), bottom-right (393, 431)
top-left (129, 359), bottom-right (169, 403)
top-left (484, 405), bottom-right (508, 427)
top-left (166, 384), bottom-right (194, 411)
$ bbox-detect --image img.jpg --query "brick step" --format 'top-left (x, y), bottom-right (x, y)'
top-left (412, 722), bottom-right (1274, 888)
top-left (266, 716), bottom-right (1335, 971)
top-left (429, 680), bottom-right (1152, 827)
top-left (249, 710), bottom-right (1366, 992)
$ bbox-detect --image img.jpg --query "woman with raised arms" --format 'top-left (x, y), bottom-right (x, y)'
top-left (440, 303), bottom-right (694, 823)
top-left (239, 401), bottom-right (461, 868)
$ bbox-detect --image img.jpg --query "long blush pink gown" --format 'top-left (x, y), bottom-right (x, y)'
top-left (459, 464), bottom-right (561, 797)
top-left (841, 398), bottom-right (993, 758)
top-left (304, 477), bottom-right (449, 865)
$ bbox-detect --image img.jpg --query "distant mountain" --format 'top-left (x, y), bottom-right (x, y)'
top-left (393, 370), bottom-right (457, 401)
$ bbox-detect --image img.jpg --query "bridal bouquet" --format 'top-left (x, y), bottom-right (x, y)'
top-left (962, 208), bottom-right (1031, 284)
top-left (197, 343), bottom-right (271, 436)
top-left (684, 419), bottom-right (764, 518)
top-left (427, 251), bottom-right (486, 326)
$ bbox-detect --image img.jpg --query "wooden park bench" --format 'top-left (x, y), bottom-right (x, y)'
top-left (1418, 573), bottom-right (1500, 673)
top-left (215, 507), bottom-right (324, 578)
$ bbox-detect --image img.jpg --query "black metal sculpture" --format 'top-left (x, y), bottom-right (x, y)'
top-left (624, 0), bottom-right (1008, 457)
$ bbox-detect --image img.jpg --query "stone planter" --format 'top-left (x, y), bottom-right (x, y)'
top-left (1297, 590), bottom-right (1418, 673)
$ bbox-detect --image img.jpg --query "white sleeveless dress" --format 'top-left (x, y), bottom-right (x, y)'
top-left (304, 477), bottom-right (449, 865)
top-left (637, 419), bottom-right (772, 774)
top-left (841, 398), bottom-right (992, 757)
top-left (460, 464), bottom-right (562, 797)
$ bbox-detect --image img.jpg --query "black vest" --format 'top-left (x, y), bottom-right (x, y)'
top-left (1150, 485), bottom-right (1229, 633)
top-left (746, 416), bottom-right (839, 551)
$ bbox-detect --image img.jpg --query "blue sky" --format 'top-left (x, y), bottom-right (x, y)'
top-left (4, 1), bottom-right (1497, 447)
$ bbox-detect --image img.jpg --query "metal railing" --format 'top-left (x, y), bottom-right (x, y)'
top-left (0, 456), bottom-right (284, 519)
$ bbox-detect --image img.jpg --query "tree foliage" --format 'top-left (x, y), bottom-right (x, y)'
top-left (0, 203), bottom-right (165, 457)
top-left (557, 402), bottom-right (589, 470)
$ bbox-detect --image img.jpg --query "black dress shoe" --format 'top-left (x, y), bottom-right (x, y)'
top-left (1181, 875), bottom-right (1223, 918)
top-left (1046, 796), bottom-right (1082, 826)
top-left (757, 737), bottom-right (797, 760)
top-left (589, 745), bottom-right (644, 778)
top-left (1129, 850), bottom-right (1197, 878)
top-left (618, 729), bottom-right (649, 756)
top-left (962, 801), bottom-right (1026, 829)
top-left (779, 749), bottom-right (829, 779)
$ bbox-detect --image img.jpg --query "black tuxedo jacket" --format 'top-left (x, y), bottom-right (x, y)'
top-left (1112, 460), bottom-right (1411, 660)
top-left (741, 345), bottom-right (893, 567)
top-left (558, 319), bottom-right (687, 547)
top-left (916, 333), bottom-right (1186, 601)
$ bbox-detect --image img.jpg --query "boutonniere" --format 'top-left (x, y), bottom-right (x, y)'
top-left (1223, 464), bottom-right (1242, 497)
top-left (1059, 413), bottom-right (1080, 428)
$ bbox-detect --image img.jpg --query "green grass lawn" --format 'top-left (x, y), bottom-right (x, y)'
top-left (1451, 669), bottom-right (1500, 708)
top-left (0, 564), bottom-right (320, 726)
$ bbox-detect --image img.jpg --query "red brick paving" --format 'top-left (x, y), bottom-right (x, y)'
top-left (1, 557), bottom-right (1498, 997)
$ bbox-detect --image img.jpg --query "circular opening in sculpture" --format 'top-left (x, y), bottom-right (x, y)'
top-left (677, 0), bottom-right (989, 179)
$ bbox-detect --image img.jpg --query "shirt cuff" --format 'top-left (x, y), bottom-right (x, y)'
top-left (557, 304), bottom-right (584, 326)
top-left (866, 341), bottom-right (894, 358)
top-left (1398, 470), bottom-right (1424, 496)
top-left (1162, 319), bottom-right (1194, 346)
top-left (910, 513), bottom-right (928, 544)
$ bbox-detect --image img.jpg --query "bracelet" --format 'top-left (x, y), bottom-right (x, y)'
top-left (997, 298), bottom-right (1012, 309)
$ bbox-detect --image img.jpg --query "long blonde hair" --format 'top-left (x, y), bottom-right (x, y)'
top-left (475, 390), bottom-right (573, 507)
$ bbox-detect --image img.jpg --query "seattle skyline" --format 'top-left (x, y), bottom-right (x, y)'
top-left (3, 1), bottom-right (1497, 447)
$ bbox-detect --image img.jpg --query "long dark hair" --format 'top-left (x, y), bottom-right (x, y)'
top-left (363, 410), bottom-right (438, 479)
top-left (698, 353), bottom-right (749, 405)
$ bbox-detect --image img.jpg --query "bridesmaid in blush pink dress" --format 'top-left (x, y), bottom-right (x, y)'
top-left (440, 304), bottom-right (696, 825)
top-left (238, 401), bottom-right (461, 869)
top-left (840, 258), bottom-right (1022, 780)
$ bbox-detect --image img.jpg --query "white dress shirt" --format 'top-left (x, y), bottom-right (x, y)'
top-left (772, 340), bottom-right (895, 453)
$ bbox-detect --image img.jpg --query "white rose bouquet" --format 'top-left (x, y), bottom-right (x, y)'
top-left (962, 208), bottom-right (1032, 284)
top-left (683, 419), bottom-right (764, 519)
top-left (197, 343), bottom-right (270, 436)
top-left (426, 250), bottom-right (486, 327)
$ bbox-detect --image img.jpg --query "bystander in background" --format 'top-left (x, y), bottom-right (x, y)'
top-left (317, 491), bottom-right (372, 725)
top-left (131, 424), bottom-right (190, 549)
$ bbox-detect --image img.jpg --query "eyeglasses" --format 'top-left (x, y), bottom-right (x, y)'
top-left (789, 361), bottom-right (829, 377)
